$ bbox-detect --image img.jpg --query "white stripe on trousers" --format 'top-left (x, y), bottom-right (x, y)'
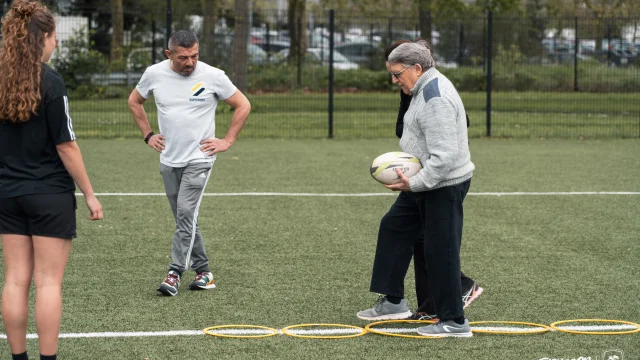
top-left (183, 166), bottom-right (213, 271)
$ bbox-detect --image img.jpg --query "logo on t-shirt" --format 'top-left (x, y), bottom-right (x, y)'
top-left (189, 82), bottom-right (206, 102)
top-left (191, 82), bottom-right (205, 96)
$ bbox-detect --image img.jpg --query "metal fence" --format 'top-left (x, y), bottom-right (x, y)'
top-left (3, 2), bottom-right (639, 138)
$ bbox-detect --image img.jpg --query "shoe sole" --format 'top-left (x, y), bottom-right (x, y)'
top-left (189, 283), bottom-right (217, 290)
top-left (357, 311), bottom-right (413, 321)
top-left (417, 330), bottom-right (473, 338)
top-left (157, 286), bottom-right (178, 296)
top-left (412, 317), bottom-right (440, 322)
top-left (463, 286), bottom-right (484, 309)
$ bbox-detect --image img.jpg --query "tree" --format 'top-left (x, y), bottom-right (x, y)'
top-left (232, 0), bottom-right (249, 91)
top-left (287, 0), bottom-right (307, 65)
top-left (200, 0), bottom-right (219, 64)
top-left (110, 0), bottom-right (124, 68)
top-left (418, 0), bottom-right (433, 44)
top-left (580, 0), bottom-right (627, 51)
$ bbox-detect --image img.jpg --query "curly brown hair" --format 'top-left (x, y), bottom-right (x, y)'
top-left (0, 0), bottom-right (55, 123)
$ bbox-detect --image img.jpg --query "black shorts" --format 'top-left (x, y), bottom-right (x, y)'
top-left (0, 192), bottom-right (77, 239)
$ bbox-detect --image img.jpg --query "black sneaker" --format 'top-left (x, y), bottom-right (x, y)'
top-left (462, 281), bottom-right (484, 309)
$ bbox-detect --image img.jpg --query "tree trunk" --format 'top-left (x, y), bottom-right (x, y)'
top-left (200, 0), bottom-right (218, 65)
top-left (110, 0), bottom-right (124, 67)
top-left (417, 0), bottom-right (432, 44)
top-left (287, 0), bottom-right (307, 65)
top-left (233, 0), bottom-right (249, 92)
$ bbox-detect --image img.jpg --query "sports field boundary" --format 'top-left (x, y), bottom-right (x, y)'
top-left (1, 324), bottom-right (638, 340)
top-left (77, 192), bottom-right (640, 197)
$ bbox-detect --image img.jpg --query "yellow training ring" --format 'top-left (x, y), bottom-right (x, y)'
top-left (365, 319), bottom-right (439, 339)
top-left (469, 321), bottom-right (551, 335)
top-left (203, 324), bottom-right (279, 338)
top-left (550, 319), bottom-right (640, 335)
top-left (281, 323), bottom-right (366, 339)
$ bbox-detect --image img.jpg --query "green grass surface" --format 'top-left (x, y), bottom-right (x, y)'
top-left (1, 138), bottom-right (640, 359)
top-left (69, 92), bottom-right (640, 139)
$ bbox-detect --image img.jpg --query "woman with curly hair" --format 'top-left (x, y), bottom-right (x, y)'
top-left (0, 1), bottom-right (103, 359)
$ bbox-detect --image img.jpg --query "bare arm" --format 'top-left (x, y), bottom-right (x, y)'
top-left (128, 88), bottom-right (165, 152)
top-left (200, 90), bottom-right (251, 155)
top-left (128, 89), bottom-right (151, 136)
top-left (222, 90), bottom-right (251, 145)
top-left (56, 141), bottom-right (103, 220)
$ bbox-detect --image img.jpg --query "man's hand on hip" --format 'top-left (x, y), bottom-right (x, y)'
top-left (200, 138), bottom-right (232, 156)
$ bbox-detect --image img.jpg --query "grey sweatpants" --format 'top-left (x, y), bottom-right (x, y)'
top-left (160, 161), bottom-right (213, 274)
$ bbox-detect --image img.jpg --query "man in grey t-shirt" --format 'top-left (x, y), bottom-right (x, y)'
top-left (128, 30), bottom-right (251, 296)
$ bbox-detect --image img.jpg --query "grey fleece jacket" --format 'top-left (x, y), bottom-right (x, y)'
top-left (399, 67), bottom-right (475, 192)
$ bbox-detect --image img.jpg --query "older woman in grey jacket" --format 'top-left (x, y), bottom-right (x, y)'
top-left (357, 41), bottom-right (474, 337)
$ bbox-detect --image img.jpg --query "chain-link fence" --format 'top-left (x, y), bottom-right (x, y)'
top-left (3, 1), bottom-right (638, 138)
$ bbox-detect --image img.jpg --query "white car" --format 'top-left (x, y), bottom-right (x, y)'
top-left (273, 47), bottom-right (359, 70)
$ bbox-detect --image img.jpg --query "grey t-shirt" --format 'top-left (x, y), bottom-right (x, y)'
top-left (136, 60), bottom-right (237, 167)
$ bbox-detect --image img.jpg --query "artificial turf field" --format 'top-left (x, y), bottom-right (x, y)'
top-left (1, 138), bottom-right (639, 359)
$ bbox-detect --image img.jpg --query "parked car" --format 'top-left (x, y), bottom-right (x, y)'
top-left (368, 30), bottom-right (421, 44)
top-left (91, 72), bottom-right (143, 86)
top-left (255, 40), bottom-right (291, 55)
top-left (334, 41), bottom-right (379, 65)
top-left (125, 43), bottom-right (268, 71)
top-left (272, 48), bottom-right (359, 70)
top-left (246, 43), bottom-right (269, 64)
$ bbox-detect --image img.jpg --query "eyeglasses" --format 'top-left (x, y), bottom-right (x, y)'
top-left (390, 65), bottom-right (411, 79)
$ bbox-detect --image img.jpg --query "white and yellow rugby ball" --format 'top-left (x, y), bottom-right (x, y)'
top-left (370, 152), bottom-right (422, 185)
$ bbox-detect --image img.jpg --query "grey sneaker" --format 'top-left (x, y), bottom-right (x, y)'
top-left (417, 319), bottom-right (473, 338)
top-left (357, 295), bottom-right (412, 321)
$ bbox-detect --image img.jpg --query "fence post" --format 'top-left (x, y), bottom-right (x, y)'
top-left (606, 23), bottom-right (612, 66)
top-left (574, 16), bottom-right (578, 91)
top-left (486, 11), bottom-right (492, 137)
top-left (458, 20), bottom-right (465, 64)
top-left (151, 20), bottom-right (157, 64)
top-left (297, 16), bottom-right (302, 88)
top-left (328, 9), bottom-right (335, 139)
top-left (266, 23), bottom-right (271, 59)
top-left (166, 0), bottom-right (172, 49)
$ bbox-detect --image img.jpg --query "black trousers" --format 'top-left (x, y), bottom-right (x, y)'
top-left (369, 180), bottom-right (471, 321)
top-left (413, 236), bottom-right (474, 314)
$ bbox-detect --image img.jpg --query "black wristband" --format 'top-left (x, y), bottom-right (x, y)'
top-left (144, 131), bottom-right (155, 144)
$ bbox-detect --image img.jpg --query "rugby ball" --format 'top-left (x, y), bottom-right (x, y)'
top-left (370, 152), bottom-right (422, 185)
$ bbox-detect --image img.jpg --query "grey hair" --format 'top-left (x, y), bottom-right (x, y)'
top-left (388, 42), bottom-right (435, 70)
top-left (168, 30), bottom-right (198, 51)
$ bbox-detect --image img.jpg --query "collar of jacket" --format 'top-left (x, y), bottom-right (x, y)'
top-left (410, 66), bottom-right (438, 96)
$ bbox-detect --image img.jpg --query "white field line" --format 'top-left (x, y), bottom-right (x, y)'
top-left (370, 327), bottom-right (545, 334)
top-left (284, 329), bottom-right (362, 335)
top-left (206, 329), bottom-right (276, 335)
top-left (77, 192), bottom-right (640, 197)
top-left (1, 324), bottom-right (636, 339)
top-left (0, 330), bottom-right (205, 339)
top-left (554, 324), bottom-right (638, 331)
top-left (471, 327), bottom-right (547, 332)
